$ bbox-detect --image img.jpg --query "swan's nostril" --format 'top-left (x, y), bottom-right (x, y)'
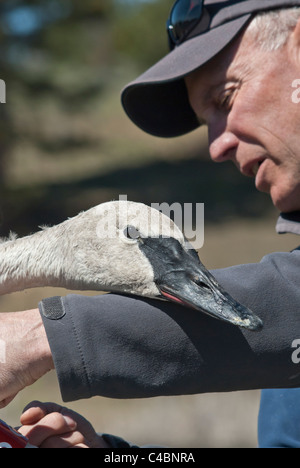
top-left (188, 274), bottom-right (210, 291)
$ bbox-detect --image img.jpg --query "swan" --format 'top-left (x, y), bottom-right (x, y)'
top-left (0, 200), bottom-right (262, 331)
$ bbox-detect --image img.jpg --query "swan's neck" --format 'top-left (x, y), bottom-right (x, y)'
top-left (0, 227), bottom-right (70, 294)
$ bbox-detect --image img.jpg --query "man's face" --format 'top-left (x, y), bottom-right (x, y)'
top-left (185, 24), bottom-right (300, 213)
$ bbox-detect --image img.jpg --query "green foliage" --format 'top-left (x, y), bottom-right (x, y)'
top-left (112, 0), bottom-right (173, 69)
top-left (0, 0), bottom-right (180, 232)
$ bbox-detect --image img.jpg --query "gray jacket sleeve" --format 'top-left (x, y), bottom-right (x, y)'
top-left (39, 247), bottom-right (300, 402)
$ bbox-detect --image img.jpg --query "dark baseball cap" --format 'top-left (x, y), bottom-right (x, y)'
top-left (121, 0), bottom-right (300, 138)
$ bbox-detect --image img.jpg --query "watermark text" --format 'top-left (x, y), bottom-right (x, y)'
top-left (291, 79), bottom-right (300, 104)
top-left (96, 195), bottom-right (205, 250)
top-left (0, 339), bottom-right (6, 364)
top-left (0, 80), bottom-right (6, 104)
top-left (291, 339), bottom-right (300, 364)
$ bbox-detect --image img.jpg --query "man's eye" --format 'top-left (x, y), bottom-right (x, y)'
top-left (219, 92), bottom-right (233, 111)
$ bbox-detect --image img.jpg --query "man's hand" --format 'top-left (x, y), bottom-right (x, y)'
top-left (0, 309), bottom-right (54, 408)
top-left (18, 401), bottom-right (110, 448)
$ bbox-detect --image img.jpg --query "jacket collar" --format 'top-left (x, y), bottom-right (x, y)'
top-left (276, 212), bottom-right (300, 235)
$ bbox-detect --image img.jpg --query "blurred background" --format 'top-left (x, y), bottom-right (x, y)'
top-left (0, 0), bottom-right (298, 448)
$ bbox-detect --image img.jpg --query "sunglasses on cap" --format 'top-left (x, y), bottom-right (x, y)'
top-left (167, 0), bottom-right (216, 50)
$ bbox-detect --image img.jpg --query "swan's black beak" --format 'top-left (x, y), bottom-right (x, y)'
top-left (139, 237), bottom-right (263, 332)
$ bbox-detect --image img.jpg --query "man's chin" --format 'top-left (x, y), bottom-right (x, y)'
top-left (271, 189), bottom-right (300, 213)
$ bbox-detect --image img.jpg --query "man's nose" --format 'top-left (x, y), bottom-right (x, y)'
top-left (209, 130), bottom-right (239, 163)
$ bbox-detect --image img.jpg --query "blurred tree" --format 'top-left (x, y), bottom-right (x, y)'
top-left (0, 0), bottom-right (115, 184)
top-left (113, 0), bottom-right (173, 70)
top-left (0, 0), bottom-right (175, 234)
top-left (0, 0), bottom-right (170, 181)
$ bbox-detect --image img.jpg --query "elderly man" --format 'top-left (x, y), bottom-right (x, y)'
top-left (1, 0), bottom-right (300, 448)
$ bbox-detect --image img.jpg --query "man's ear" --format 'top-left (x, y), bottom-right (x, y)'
top-left (289, 18), bottom-right (300, 66)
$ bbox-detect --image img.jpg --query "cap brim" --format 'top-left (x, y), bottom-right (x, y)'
top-left (121, 15), bottom-right (251, 138)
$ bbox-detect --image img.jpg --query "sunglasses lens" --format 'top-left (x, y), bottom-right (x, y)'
top-left (169, 0), bottom-right (203, 43)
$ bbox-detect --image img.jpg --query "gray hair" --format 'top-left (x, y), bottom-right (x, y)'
top-left (247, 7), bottom-right (300, 50)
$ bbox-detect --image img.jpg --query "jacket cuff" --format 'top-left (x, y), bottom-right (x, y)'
top-left (39, 295), bottom-right (93, 402)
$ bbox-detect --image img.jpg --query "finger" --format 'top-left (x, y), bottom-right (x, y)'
top-left (39, 431), bottom-right (87, 449)
top-left (60, 408), bottom-right (98, 443)
top-left (20, 406), bottom-right (47, 425)
top-left (21, 401), bottom-right (73, 425)
top-left (19, 412), bottom-right (77, 447)
top-left (21, 402), bottom-right (101, 447)
top-left (58, 409), bottom-right (109, 447)
top-left (21, 401), bottom-right (53, 425)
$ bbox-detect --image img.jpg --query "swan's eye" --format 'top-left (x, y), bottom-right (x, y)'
top-left (123, 225), bottom-right (140, 240)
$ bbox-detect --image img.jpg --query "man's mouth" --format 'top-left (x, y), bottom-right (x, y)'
top-left (241, 158), bottom-right (267, 178)
top-left (252, 161), bottom-right (263, 176)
